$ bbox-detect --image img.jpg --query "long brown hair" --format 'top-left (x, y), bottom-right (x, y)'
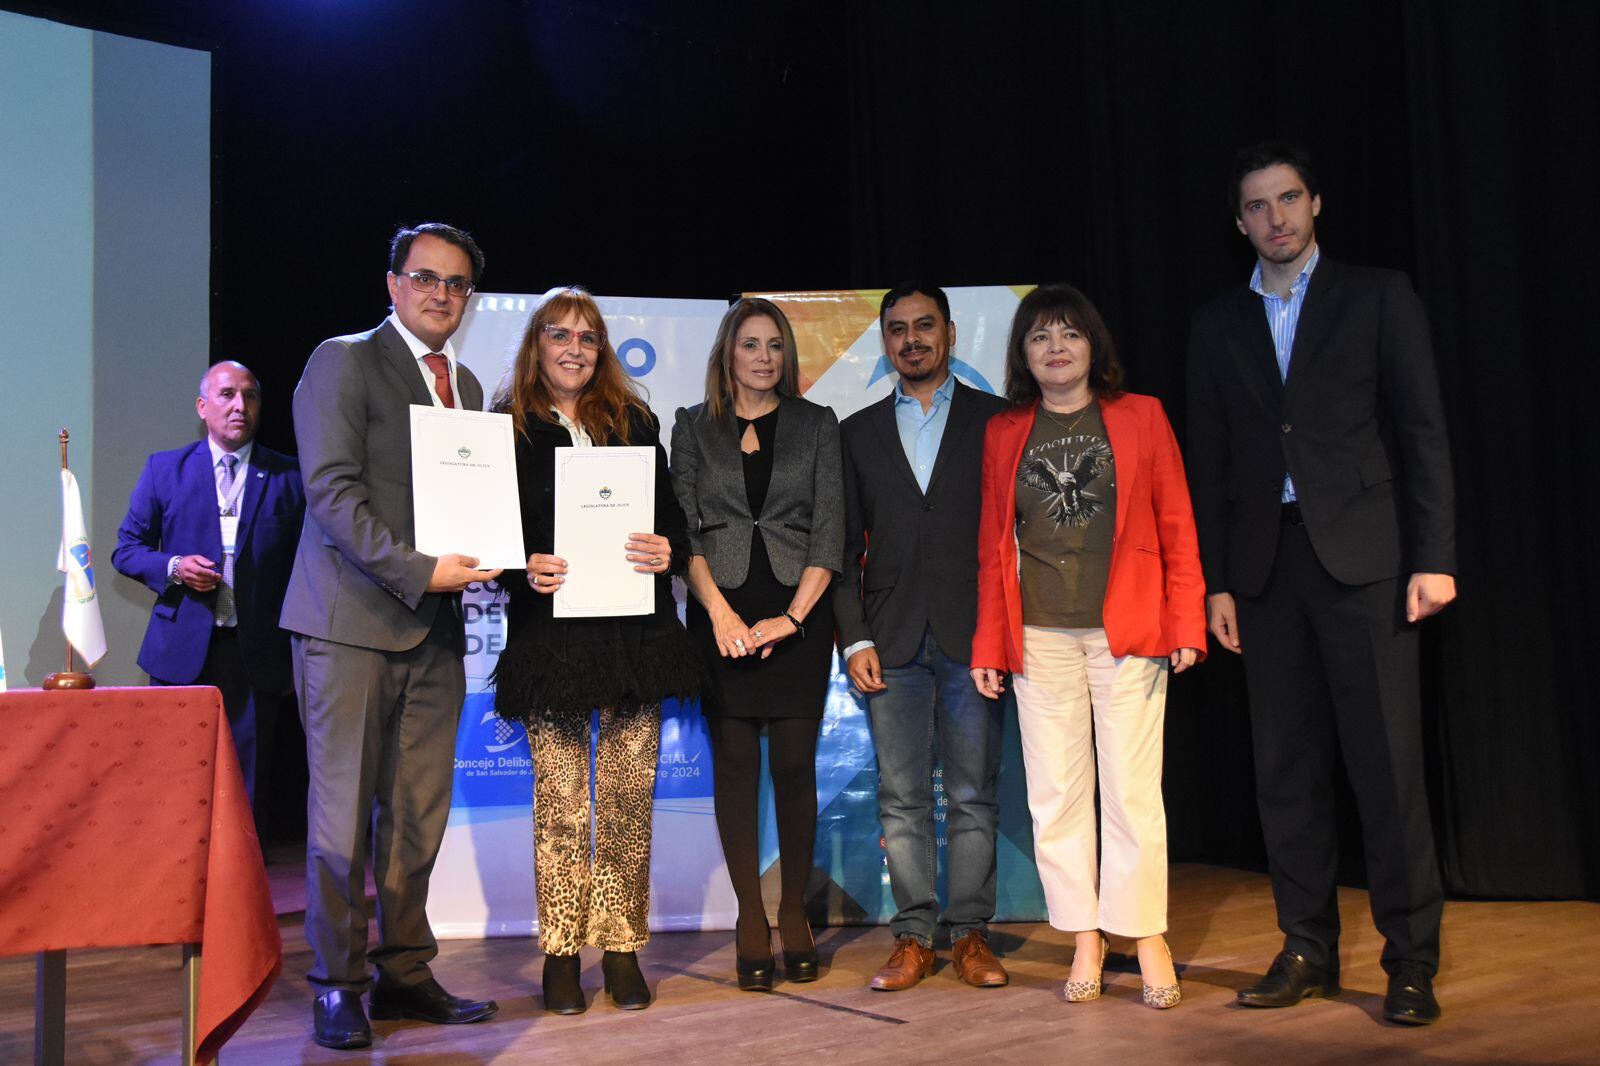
top-left (701, 297), bottom-right (801, 422)
top-left (1003, 283), bottom-right (1125, 405)
top-left (493, 285), bottom-right (649, 442)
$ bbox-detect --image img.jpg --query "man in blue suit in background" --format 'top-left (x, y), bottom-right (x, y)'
top-left (114, 361), bottom-right (305, 825)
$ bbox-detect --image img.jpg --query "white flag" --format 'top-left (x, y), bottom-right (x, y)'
top-left (56, 468), bottom-right (107, 667)
top-left (0, 625), bottom-right (8, 692)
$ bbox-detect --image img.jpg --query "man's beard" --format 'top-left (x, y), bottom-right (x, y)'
top-left (897, 348), bottom-right (941, 380)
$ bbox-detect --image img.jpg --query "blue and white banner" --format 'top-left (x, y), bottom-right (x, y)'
top-left (427, 287), bottom-right (1046, 938)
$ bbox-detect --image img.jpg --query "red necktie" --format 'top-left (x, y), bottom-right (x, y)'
top-left (422, 353), bottom-right (455, 409)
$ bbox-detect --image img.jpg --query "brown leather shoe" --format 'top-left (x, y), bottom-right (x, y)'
top-left (952, 931), bottom-right (1009, 987)
top-left (870, 936), bottom-right (935, 991)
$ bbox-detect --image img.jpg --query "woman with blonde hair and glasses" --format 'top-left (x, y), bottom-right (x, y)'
top-left (970, 283), bottom-right (1205, 1009)
top-left (492, 285), bottom-right (700, 1015)
top-left (669, 297), bottom-right (843, 991)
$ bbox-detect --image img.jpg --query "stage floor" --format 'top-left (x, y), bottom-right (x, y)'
top-left (2, 862), bottom-right (1593, 1064)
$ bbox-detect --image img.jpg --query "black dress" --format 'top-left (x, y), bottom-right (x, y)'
top-left (687, 409), bottom-right (834, 720)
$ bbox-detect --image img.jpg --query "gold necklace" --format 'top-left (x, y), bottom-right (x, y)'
top-left (1040, 401), bottom-right (1093, 437)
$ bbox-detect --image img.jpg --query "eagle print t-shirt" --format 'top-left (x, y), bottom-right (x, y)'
top-left (1014, 402), bottom-right (1116, 628)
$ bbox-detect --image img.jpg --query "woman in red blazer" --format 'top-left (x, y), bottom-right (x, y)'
top-left (971, 284), bottom-right (1205, 1009)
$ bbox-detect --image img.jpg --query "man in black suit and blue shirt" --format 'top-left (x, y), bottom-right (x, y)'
top-left (835, 283), bottom-right (1010, 991)
top-left (1186, 143), bottom-right (1457, 1025)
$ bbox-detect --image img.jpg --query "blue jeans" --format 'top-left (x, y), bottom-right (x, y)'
top-left (867, 628), bottom-right (1003, 946)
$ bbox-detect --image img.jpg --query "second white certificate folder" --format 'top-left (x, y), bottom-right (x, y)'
top-left (551, 445), bottom-right (655, 618)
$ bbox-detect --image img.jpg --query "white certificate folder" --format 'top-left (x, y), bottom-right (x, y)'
top-left (552, 446), bottom-right (655, 618)
top-left (410, 405), bottom-right (526, 570)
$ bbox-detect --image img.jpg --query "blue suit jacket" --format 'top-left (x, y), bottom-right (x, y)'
top-left (113, 439), bottom-right (305, 691)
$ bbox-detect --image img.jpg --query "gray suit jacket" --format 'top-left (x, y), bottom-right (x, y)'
top-left (670, 393), bottom-right (844, 587)
top-left (280, 320), bottom-right (485, 652)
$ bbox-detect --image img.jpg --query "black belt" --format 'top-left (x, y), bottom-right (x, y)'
top-left (214, 625), bottom-right (240, 638)
top-left (1281, 501), bottom-right (1305, 526)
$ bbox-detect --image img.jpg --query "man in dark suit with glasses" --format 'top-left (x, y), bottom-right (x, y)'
top-left (281, 222), bottom-right (503, 1049)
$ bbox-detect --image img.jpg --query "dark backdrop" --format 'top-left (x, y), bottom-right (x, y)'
top-left (13, 0), bottom-right (1596, 899)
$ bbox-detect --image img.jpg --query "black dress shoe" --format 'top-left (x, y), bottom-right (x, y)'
top-left (736, 953), bottom-right (776, 992)
top-left (542, 953), bottom-right (588, 1014)
top-left (313, 989), bottom-right (371, 1050)
top-left (1236, 950), bottom-right (1341, 1008)
top-left (601, 950), bottom-right (652, 1010)
top-left (1383, 961), bottom-right (1441, 1025)
top-left (368, 976), bottom-right (498, 1024)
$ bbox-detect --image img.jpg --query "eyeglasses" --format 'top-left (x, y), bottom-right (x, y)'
top-left (541, 324), bottom-right (604, 349)
top-left (398, 271), bottom-right (475, 299)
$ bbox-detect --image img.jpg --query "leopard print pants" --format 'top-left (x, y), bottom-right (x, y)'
top-left (530, 701), bottom-right (661, 955)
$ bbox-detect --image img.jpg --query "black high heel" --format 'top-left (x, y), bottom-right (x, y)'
top-left (735, 914), bottom-right (776, 991)
top-left (779, 911), bottom-right (819, 983)
top-left (542, 952), bottom-right (587, 1015)
top-left (736, 952), bottom-right (776, 991)
top-left (601, 950), bottom-right (652, 1010)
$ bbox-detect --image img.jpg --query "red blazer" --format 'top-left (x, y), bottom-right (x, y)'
top-left (972, 393), bottom-right (1207, 674)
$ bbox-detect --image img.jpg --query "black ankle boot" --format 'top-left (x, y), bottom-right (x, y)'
top-left (542, 953), bottom-right (587, 1015)
top-left (602, 950), bottom-right (652, 1010)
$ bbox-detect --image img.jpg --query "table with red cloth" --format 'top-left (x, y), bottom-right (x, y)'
top-left (0, 686), bottom-right (282, 1064)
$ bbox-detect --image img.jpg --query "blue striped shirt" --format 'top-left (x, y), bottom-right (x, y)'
top-left (1249, 244), bottom-right (1321, 502)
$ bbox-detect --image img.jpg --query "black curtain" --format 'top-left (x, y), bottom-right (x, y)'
top-left (13, 0), bottom-right (1595, 896)
top-left (845, 0), bottom-right (1599, 899)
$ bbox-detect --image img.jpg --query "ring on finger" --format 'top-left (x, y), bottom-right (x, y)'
top-left (734, 639), bottom-right (746, 651)
top-left (649, 555), bottom-right (663, 567)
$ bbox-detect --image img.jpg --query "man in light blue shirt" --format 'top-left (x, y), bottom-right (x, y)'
top-left (835, 283), bottom-right (1010, 991)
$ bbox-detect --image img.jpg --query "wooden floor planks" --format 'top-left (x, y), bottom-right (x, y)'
top-left (2, 862), bottom-right (1594, 1065)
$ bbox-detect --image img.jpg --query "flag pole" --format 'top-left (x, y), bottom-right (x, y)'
top-left (44, 428), bottom-right (94, 691)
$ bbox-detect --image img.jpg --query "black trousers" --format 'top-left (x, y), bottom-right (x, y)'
top-left (1235, 519), bottom-right (1443, 974)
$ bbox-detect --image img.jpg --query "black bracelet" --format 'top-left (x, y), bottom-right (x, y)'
top-left (781, 610), bottom-right (806, 639)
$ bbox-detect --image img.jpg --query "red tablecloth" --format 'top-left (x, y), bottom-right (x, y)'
top-left (0, 686), bottom-right (281, 1064)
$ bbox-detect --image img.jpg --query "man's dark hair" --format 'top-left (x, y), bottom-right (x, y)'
top-left (1003, 283), bottom-right (1125, 405)
top-left (879, 281), bottom-right (952, 327)
top-left (389, 222), bottom-right (486, 283)
top-left (1229, 141), bottom-right (1320, 218)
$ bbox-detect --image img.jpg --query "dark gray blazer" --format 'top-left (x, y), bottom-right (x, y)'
top-left (832, 380), bottom-right (1008, 667)
top-left (670, 393), bottom-right (844, 587)
top-left (280, 320), bottom-right (484, 652)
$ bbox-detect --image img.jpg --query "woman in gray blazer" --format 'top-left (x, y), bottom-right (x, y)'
top-left (670, 297), bottom-right (843, 991)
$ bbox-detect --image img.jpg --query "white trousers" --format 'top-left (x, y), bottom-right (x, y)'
top-left (1013, 626), bottom-right (1169, 937)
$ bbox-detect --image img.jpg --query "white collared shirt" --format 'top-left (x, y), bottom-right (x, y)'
top-left (551, 407), bottom-right (594, 447)
top-left (388, 313), bottom-right (462, 409)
